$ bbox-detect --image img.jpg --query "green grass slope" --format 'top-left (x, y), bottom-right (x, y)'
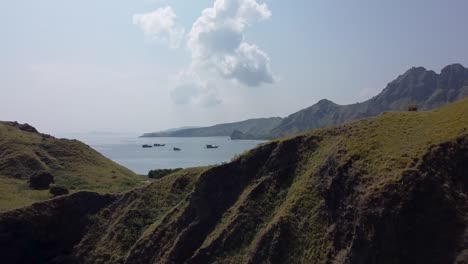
top-left (1, 98), bottom-right (467, 263)
top-left (0, 121), bottom-right (145, 211)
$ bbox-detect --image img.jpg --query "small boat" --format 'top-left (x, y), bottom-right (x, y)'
top-left (142, 144), bottom-right (153, 148)
top-left (154, 143), bottom-right (166, 147)
top-left (173, 147), bottom-right (181, 151)
top-left (206, 144), bottom-right (219, 149)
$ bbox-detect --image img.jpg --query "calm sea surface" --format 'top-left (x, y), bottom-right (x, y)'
top-left (58, 133), bottom-right (266, 175)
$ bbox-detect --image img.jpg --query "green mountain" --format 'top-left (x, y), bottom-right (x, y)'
top-left (2, 98), bottom-right (467, 263)
top-left (141, 117), bottom-right (282, 139)
top-left (0, 121), bottom-right (145, 211)
top-left (270, 63), bottom-right (468, 137)
top-left (143, 63), bottom-right (468, 139)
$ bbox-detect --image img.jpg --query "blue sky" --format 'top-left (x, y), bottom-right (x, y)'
top-left (1, 0), bottom-right (468, 134)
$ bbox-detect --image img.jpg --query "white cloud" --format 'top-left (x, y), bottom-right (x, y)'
top-left (169, 71), bottom-right (222, 107)
top-left (170, 83), bottom-right (200, 105)
top-left (135, 1), bottom-right (275, 106)
top-left (197, 91), bottom-right (223, 107)
top-left (133, 6), bottom-right (185, 49)
top-left (186, 0), bottom-right (274, 87)
top-left (220, 42), bottom-right (273, 86)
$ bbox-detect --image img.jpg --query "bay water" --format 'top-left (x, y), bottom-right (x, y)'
top-left (59, 133), bottom-right (266, 175)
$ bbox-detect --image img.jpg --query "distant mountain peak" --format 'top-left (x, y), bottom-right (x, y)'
top-left (396, 66), bottom-right (433, 80)
top-left (313, 99), bottom-right (338, 110)
top-left (441, 63), bottom-right (465, 72)
top-left (270, 63), bottom-right (467, 138)
top-left (441, 63), bottom-right (466, 77)
top-left (406, 66), bottom-right (428, 74)
top-left (316, 99), bottom-right (336, 106)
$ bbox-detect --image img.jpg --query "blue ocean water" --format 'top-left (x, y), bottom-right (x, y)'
top-left (59, 133), bottom-right (266, 175)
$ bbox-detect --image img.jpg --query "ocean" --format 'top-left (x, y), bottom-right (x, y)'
top-left (58, 133), bottom-right (266, 175)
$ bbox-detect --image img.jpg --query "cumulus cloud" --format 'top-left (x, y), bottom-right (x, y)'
top-left (133, 6), bottom-right (185, 49)
top-left (187, 0), bottom-right (274, 87)
top-left (169, 71), bottom-right (222, 107)
top-left (134, 1), bottom-right (275, 106)
top-left (220, 42), bottom-right (273, 86)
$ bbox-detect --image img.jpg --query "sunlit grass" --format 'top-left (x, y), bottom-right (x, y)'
top-left (0, 122), bottom-right (146, 211)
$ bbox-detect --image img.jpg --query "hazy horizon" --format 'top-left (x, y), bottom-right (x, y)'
top-left (2, 0), bottom-right (468, 134)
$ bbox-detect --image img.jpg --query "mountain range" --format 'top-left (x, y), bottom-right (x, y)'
top-left (142, 63), bottom-right (468, 139)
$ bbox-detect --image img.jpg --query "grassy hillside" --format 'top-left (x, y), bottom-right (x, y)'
top-left (0, 121), bottom-right (145, 211)
top-left (270, 63), bottom-right (468, 137)
top-left (141, 117), bottom-right (283, 138)
top-left (1, 99), bottom-right (467, 263)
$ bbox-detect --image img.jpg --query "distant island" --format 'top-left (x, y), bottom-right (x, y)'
top-left (141, 63), bottom-right (468, 140)
top-left (153, 126), bottom-right (201, 134)
top-left (141, 117), bottom-right (282, 139)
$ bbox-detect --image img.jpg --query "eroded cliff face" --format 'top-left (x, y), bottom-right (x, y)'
top-left (320, 136), bottom-right (468, 264)
top-left (1, 99), bottom-right (467, 264)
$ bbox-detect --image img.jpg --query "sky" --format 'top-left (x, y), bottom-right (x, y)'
top-left (1, 0), bottom-right (468, 134)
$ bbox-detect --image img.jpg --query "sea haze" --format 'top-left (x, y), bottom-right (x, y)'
top-left (58, 133), bottom-right (265, 175)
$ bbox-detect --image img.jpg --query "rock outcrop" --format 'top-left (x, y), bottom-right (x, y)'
top-left (230, 130), bottom-right (257, 140)
top-left (28, 171), bottom-right (55, 189)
